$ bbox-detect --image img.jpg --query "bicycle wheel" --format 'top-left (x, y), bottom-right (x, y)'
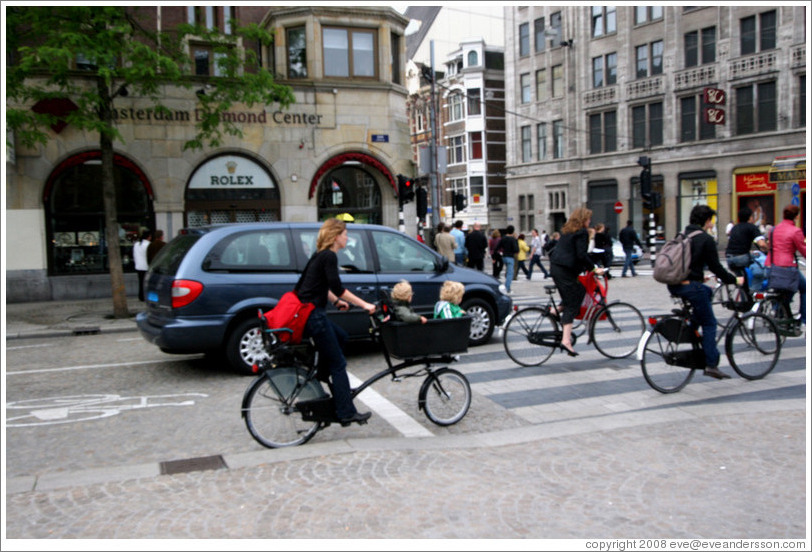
top-left (640, 327), bottom-right (696, 393)
top-left (590, 301), bottom-right (645, 359)
top-left (502, 307), bottom-right (558, 367)
top-left (242, 367), bottom-right (325, 448)
top-left (725, 312), bottom-right (780, 380)
top-left (419, 367), bottom-right (471, 426)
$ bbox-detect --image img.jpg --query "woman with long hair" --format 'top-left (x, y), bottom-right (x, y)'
top-left (297, 218), bottom-right (376, 426)
top-left (549, 207), bottom-right (605, 356)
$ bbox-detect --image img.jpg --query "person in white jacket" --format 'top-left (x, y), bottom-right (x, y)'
top-left (132, 229), bottom-right (151, 301)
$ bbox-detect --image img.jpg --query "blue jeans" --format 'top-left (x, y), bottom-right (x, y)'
top-left (455, 252), bottom-right (466, 266)
top-left (503, 256), bottom-right (515, 292)
top-left (527, 254), bottom-right (549, 278)
top-left (667, 281), bottom-right (719, 368)
top-left (621, 247), bottom-right (636, 277)
top-left (304, 308), bottom-right (356, 419)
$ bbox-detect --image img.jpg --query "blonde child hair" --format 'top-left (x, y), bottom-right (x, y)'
top-left (439, 280), bottom-right (464, 305)
top-left (391, 280), bottom-right (414, 302)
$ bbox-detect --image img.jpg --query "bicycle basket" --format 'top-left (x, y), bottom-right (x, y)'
top-left (380, 316), bottom-right (471, 359)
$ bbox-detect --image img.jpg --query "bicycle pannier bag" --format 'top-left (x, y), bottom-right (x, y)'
top-left (652, 230), bottom-right (704, 285)
top-left (263, 291), bottom-right (315, 344)
top-left (768, 266), bottom-right (800, 292)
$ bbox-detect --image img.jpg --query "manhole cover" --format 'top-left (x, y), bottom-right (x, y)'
top-left (159, 454), bottom-right (227, 475)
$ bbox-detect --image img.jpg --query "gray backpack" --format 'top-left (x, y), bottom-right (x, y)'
top-left (652, 230), bottom-right (704, 285)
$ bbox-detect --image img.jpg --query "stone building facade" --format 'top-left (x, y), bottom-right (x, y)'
top-left (5, 6), bottom-right (411, 302)
top-left (503, 5), bottom-right (806, 244)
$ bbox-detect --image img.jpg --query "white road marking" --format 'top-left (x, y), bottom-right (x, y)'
top-left (347, 372), bottom-right (433, 438)
top-left (5, 356), bottom-right (205, 376)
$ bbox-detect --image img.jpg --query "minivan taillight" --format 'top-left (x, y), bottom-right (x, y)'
top-left (171, 279), bottom-right (203, 309)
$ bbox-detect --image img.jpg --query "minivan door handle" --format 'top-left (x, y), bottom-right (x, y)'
top-left (354, 286), bottom-right (376, 293)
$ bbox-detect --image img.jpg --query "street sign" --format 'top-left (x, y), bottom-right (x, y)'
top-left (614, 201), bottom-right (623, 214)
top-left (792, 183), bottom-right (800, 195)
top-left (791, 196), bottom-right (800, 206)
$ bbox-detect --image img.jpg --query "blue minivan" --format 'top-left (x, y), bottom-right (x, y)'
top-left (137, 222), bottom-right (512, 374)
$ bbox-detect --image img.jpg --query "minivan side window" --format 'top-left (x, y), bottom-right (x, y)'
top-left (297, 229), bottom-right (371, 273)
top-left (371, 230), bottom-right (437, 272)
top-left (204, 230), bottom-right (294, 271)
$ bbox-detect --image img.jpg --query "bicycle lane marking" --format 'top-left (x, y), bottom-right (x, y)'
top-left (347, 372), bottom-right (433, 438)
top-left (4, 356), bottom-right (205, 376)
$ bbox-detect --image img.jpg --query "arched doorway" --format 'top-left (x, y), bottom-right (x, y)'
top-left (310, 152), bottom-right (396, 224)
top-left (185, 153), bottom-right (280, 226)
top-left (43, 151), bottom-right (153, 275)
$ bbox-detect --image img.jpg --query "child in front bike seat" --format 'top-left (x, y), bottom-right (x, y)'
top-left (391, 280), bottom-right (428, 324)
top-left (434, 280), bottom-right (466, 319)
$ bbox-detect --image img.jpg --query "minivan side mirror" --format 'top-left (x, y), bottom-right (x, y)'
top-left (436, 256), bottom-right (449, 272)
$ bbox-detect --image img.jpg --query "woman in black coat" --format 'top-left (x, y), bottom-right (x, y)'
top-left (549, 207), bottom-right (606, 356)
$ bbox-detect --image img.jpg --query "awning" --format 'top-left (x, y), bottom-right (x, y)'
top-left (768, 155), bottom-right (805, 183)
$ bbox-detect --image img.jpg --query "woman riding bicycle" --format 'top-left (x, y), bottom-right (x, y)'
top-left (667, 205), bottom-right (744, 380)
top-left (766, 204), bottom-right (806, 327)
top-left (549, 206), bottom-right (606, 357)
top-left (296, 218), bottom-right (376, 426)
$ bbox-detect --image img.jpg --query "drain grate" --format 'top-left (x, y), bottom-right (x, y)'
top-left (72, 326), bottom-right (101, 335)
top-left (159, 454), bottom-right (227, 475)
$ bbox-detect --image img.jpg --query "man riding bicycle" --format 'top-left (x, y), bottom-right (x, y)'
top-left (725, 206), bottom-right (767, 289)
top-left (666, 205), bottom-right (745, 380)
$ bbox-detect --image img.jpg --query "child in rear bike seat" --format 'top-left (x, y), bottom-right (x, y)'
top-left (391, 280), bottom-right (428, 324)
top-left (434, 280), bottom-right (466, 319)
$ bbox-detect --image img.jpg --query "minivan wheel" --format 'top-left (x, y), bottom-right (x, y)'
top-left (460, 297), bottom-right (495, 346)
top-left (226, 318), bottom-right (269, 375)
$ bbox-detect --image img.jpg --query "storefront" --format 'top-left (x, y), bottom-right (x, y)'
top-left (733, 155), bottom-right (806, 235)
top-left (677, 171), bottom-right (719, 239)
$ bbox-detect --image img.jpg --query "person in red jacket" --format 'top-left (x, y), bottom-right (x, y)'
top-left (766, 204), bottom-right (806, 325)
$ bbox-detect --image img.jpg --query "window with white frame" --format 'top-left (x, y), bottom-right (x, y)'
top-left (467, 88), bottom-right (481, 116)
top-left (448, 135), bottom-right (466, 165)
top-left (548, 188), bottom-right (567, 212)
top-left (469, 131), bottom-right (483, 160)
top-left (448, 92), bottom-right (464, 121)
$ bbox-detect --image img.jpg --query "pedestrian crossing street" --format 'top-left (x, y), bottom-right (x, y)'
top-left (456, 285), bottom-right (806, 427)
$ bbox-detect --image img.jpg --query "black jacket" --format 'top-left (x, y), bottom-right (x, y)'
top-left (464, 230), bottom-right (488, 261)
top-left (681, 224), bottom-right (737, 284)
top-left (550, 228), bottom-right (595, 273)
top-left (619, 226), bottom-right (642, 249)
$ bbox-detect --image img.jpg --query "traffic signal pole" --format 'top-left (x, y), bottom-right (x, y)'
top-left (428, 41), bottom-right (440, 229)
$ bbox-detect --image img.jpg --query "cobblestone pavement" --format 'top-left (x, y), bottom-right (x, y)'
top-left (4, 268), bottom-right (809, 543)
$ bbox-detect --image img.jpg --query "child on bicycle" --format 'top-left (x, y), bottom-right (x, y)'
top-left (434, 280), bottom-right (466, 319)
top-left (391, 280), bottom-right (428, 324)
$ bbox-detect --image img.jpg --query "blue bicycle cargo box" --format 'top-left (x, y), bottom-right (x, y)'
top-left (380, 317), bottom-right (471, 359)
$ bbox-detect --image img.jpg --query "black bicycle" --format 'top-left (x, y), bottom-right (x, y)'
top-left (639, 283), bottom-right (781, 393)
top-left (241, 307), bottom-right (472, 448)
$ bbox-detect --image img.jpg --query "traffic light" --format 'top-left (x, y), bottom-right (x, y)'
top-left (416, 187), bottom-right (428, 218)
top-left (637, 155), bottom-right (652, 196)
top-left (397, 174), bottom-right (414, 207)
top-left (454, 192), bottom-right (467, 213)
top-left (642, 191), bottom-right (662, 211)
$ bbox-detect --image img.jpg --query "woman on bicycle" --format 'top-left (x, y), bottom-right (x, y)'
top-left (766, 204), bottom-right (806, 326)
top-left (549, 206), bottom-right (606, 356)
top-left (667, 205), bottom-right (744, 380)
top-left (297, 218), bottom-right (376, 426)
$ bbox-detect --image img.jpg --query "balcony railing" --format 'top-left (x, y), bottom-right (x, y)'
top-left (729, 51), bottom-right (777, 80)
top-left (626, 76), bottom-right (663, 100)
top-left (790, 44), bottom-right (805, 68)
top-left (674, 64), bottom-right (717, 90)
top-left (583, 86), bottom-right (617, 108)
